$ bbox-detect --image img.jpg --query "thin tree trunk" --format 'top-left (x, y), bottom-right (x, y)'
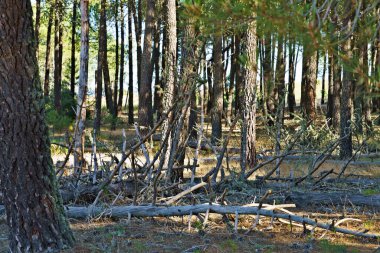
top-left (128, 1), bottom-right (134, 124)
top-left (321, 51), bottom-right (327, 105)
top-left (0, 1), bottom-right (74, 250)
top-left (340, 8), bottom-right (354, 159)
top-left (44, 5), bottom-right (54, 98)
top-left (113, 0), bottom-right (119, 121)
top-left (139, 0), bottom-right (156, 128)
top-left (54, 0), bottom-right (63, 111)
top-left (288, 39), bottom-right (296, 118)
top-left (35, 0), bottom-right (41, 57)
top-left (70, 0), bottom-right (78, 98)
top-left (131, 0), bottom-right (142, 92)
top-left (211, 35), bottom-right (223, 146)
top-left (118, 0), bottom-right (125, 110)
top-left (326, 50), bottom-right (334, 124)
top-left (100, 0), bottom-right (114, 114)
top-left (74, 0), bottom-right (90, 174)
top-left (153, 16), bottom-right (162, 119)
top-left (234, 35), bottom-right (242, 114)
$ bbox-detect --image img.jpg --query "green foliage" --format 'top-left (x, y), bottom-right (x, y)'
top-left (45, 89), bottom-right (76, 132)
top-left (46, 109), bottom-right (74, 132)
top-left (318, 239), bottom-right (351, 253)
top-left (221, 239), bottom-right (239, 252)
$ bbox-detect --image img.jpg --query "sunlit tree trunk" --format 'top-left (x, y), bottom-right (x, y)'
top-left (139, 0), bottom-right (156, 128)
top-left (74, 0), bottom-right (90, 174)
top-left (241, 20), bottom-right (257, 175)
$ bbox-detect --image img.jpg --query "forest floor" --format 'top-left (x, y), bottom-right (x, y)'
top-left (1, 110), bottom-right (379, 252)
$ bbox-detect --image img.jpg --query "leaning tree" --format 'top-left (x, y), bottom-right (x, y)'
top-left (0, 0), bottom-right (74, 251)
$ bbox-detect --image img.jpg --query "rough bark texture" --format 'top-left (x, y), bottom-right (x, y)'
top-left (0, 1), bottom-right (74, 251)
top-left (241, 21), bottom-right (257, 175)
top-left (160, 0), bottom-right (177, 180)
top-left (44, 5), bottom-right (54, 98)
top-left (74, 0), bottom-right (90, 174)
top-left (211, 35), bottom-right (223, 146)
top-left (340, 17), bottom-right (353, 159)
top-left (139, 0), bottom-right (156, 128)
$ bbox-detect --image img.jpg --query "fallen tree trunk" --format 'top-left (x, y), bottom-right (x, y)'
top-left (286, 191), bottom-right (380, 209)
top-left (0, 203), bottom-right (377, 239)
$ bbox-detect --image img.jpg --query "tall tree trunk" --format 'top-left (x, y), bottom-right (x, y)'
top-left (326, 50), bottom-right (334, 124)
top-left (113, 0), bottom-right (119, 121)
top-left (332, 45), bottom-right (342, 131)
top-left (44, 5), bottom-right (54, 98)
top-left (70, 0), bottom-right (78, 98)
top-left (0, 1), bottom-right (74, 251)
top-left (139, 0), bottom-right (156, 128)
top-left (241, 20), bottom-right (258, 176)
top-left (340, 7), bottom-right (354, 159)
top-left (74, 0), bottom-right (90, 174)
top-left (131, 0), bottom-right (142, 92)
top-left (211, 35), bottom-right (223, 146)
top-left (160, 0), bottom-right (177, 181)
top-left (153, 16), bottom-right (162, 119)
top-left (54, 0), bottom-right (63, 111)
top-left (227, 36), bottom-right (236, 124)
top-left (305, 51), bottom-right (317, 122)
top-left (321, 51), bottom-right (327, 105)
top-left (128, 1), bottom-right (134, 124)
top-left (234, 35), bottom-right (242, 114)
top-left (118, 0), bottom-right (125, 110)
top-left (263, 35), bottom-right (273, 124)
top-left (100, 0), bottom-right (114, 114)
top-left (35, 0), bottom-right (41, 57)
top-left (288, 39), bottom-right (296, 118)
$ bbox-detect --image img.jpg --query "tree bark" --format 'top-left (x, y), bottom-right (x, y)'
top-left (100, 0), bottom-right (114, 114)
top-left (44, 5), bottom-right (54, 98)
top-left (35, 0), bottom-right (41, 57)
top-left (0, 1), bottom-right (74, 251)
top-left (113, 0), bottom-right (119, 121)
top-left (160, 0), bottom-right (177, 180)
top-left (128, 1), bottom-right (134, 124)
top-left (211, 35), bottom-right (223, 146)
top-left (139, 0), bottom-right (156, 128)
top-left (321, 51), bottom-right (327, 105)
top-left (241, 20), bottom-right (257, 175)
top-left (54, 0), bottom-right (63, 111)
top-left (74, 0), bottom-right (90, 174)
top-left (287, 39), bottom-right (296, 118)
top-left (340, 12), bottom-right (354, 159)
top-left (70, 0), bottom-right (78, 98)
top-left (153, 16), bottom-right (163, 119)
top-left (118, 0), bottom-right (125, 110)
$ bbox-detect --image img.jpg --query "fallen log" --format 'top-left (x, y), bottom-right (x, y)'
top-left (286, 191), bottom-right (380, 209)
top-left (0, 203), bottom-right (377, 239)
